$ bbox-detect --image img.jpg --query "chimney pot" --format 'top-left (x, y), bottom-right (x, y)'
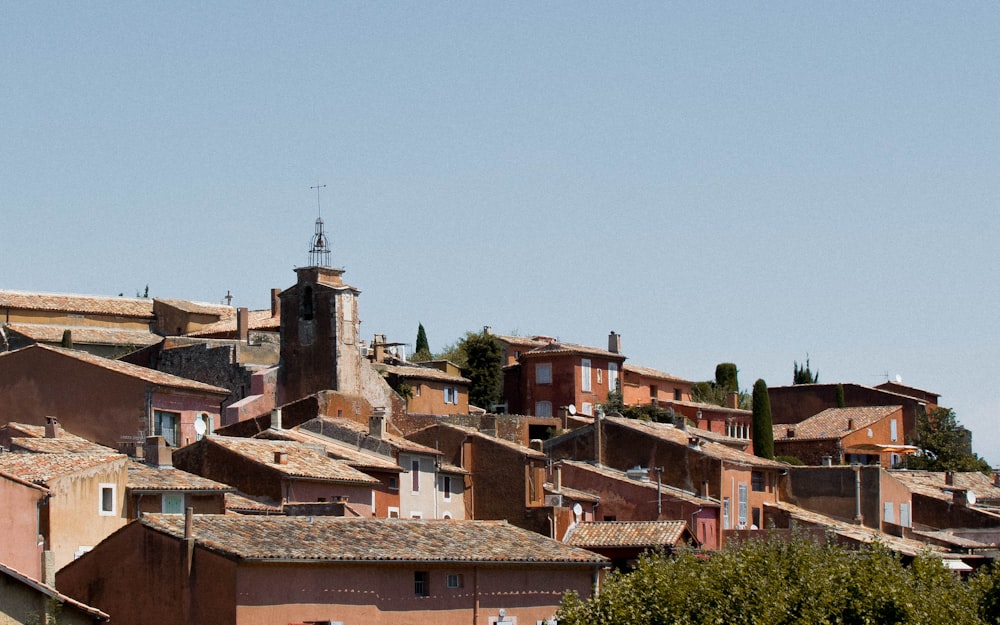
top-left (787, 428), bottom-right (796, 438)
top-left (146, 436), bottom-right (173, 468)
top-left (370, 410), bottom-right (386, 439)
top-left (270, 288), bottom-right (281, 317)
top-left (44, 417), bottom-right (59, 439)
top-left (274, 451), bottom-right (288, 465)
top-left (946, 471), bottom-right (955, 486)
top-left (237, 307), bottom-right (249, 342)
top-left (608, 331), bottom-right (621, 354)
top-left (847, 417), bottom-right (855, 431)
top-left (726, 391), bottom-right (739, 410)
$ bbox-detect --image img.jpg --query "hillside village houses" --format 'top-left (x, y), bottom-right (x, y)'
top-left (0, 215), bottom-right (997, 623)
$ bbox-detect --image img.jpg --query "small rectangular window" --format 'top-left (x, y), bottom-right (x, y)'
top-left (99, 484), bottom-right (116, 516)
top-left (411, 460), bottom-right (420, 492)
top-left (751, 471), bottom-right (765, 492)
top-left (442, 475), bottom-right (452, 501)
top-left (536, 363), bottom-right (552, 385)
top-left (414, 571), bottom-right (429, 597)
top-left (388, 507), bottom-right (400, 518)
top-left (534, 401), bottom-right (552, 418)
top-left (388, 476), bottom-right (399, 490)
top-left (447, 574), bottom-right (463, 589)
top-left (723, 497), bottom-right (731, 529)
top-left (900, 503), bottom-right (911, 527)
top-left (608, 363), bottom-right (619, 393)
top-left (153, 410), bottom-right (180, 447)
top-left (890, 418), bottom-right (898, 442)
top-left (884, 502), bottom-right (895, 523)
top-left (674, 388), bottom-right (682, 401)
top-left (738, 484), bottom-right (748, 528)
top-left (581, 359), bottom-right (592, 392)
top-left (649, 384), bottom-right (658, 399)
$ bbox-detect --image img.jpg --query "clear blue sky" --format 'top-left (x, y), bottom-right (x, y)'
top-left (4, 4), bottom-right (998, 463)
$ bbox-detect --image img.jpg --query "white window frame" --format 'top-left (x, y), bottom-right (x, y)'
top-left (581, 402), bottom-right (593, 416)
top-left (388, 506), bottom-right (400, 518)
top-left (608, 362), bottom-right (619, 393)
top-left (99, 483), bottom-right (117, 516)
top-left (535, 363), bottom-right (552, 385)
top-left (890, 418), bottom-right (898, 442)
top-left (581, 359), bottom-right (592, 392)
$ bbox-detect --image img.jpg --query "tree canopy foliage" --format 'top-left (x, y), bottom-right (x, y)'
top-left (903, 407), bottom-right (991, 474)
top-left (752, 378), bottom-right (774, 459)
top-left (691, 363), bottom-right (750, 409)
top-left (559, 535), bottom-right (992, 625)
top-left (463, 331), bottom-right (502, 409)
top-left (793, 357), bottom-right (819, 384)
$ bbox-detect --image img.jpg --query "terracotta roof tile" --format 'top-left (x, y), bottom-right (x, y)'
top-left (623, 364), bottom-right (692, 384)
top-left (4, 323), bottom-right (161, 347)
top-left (419, 422), bottom-right (548, 459)
top-left (889, 470), bottom-right (1000, 504)
top-left (0, 290), bottom-right (154, 318)
top-left (3, 344), bottom-right (230, 395)
top-left (565, 521), bottom-right (690, 548)
top-left (378, 363), bottom-right (470, 384)
top-left (11, 437), bottom-right (115, 454)
top-left (154, 298), bottom-right (235, 317)
top-left (142, 514), bottom-right (608, 563)
top-left (606, 417), bottom-right (788, 469)
top-left (255, 427), bottom-right (402, 472)
top-left (773, 406), bottom-right (901, 441)
top-left (556, 459), bottom-right (717, 506)
top-left (303, 416), bottom-right (443, 456)
top-left (207, 437), bottom-right (379, 485)
top-left (127, 461), bottom-right (234, 492)
top-left (521, 340), bottom-right (624, 360)
top-left (185, 310), bottom-right (280, 337)
top-left (225, 491), bottom-right (283, 514)
top-left (0, 452), bottom-right (126, 484)
top-left (764, 501), bottom-right (948, 557)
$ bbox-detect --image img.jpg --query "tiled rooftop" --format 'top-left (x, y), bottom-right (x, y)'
top-left (142, 514), bottom-right (608, 564)
top-left (207, 437), bottom-right (380, 485)
top-left (416, 422), bottom-right (548, 459)
top-left (378, 363), bottom-right (470, 384)
top-left (556, 459), bottom-right (717, 506)
top-left (606, 417), bottom-right (788, 469)
top-left (154, 298), bottom-right (235, 317)
top-left (623, 364), bottom-right (692, 384)
top-left (186, 309), bottom-right (280, 337)
top-left (127, 461), bottom-right (234, 492)
top-left (889, 470), bottom-right (1000, 504)
top-left (565, 521), bottom-right (690, 548)
top-left (773, 406), bottom-right (902, 440)
top-left (302, 416), bottom-right (443, 456)
top-left (255, 427), bottom-right (402, 472)
top-left (520, 340), bottom-right (624, 360)
top-left (4, 344), bottom-right (230, 395)
top-left (4, 323), bottom-right (161, 347)
top-left (764, 500), bottom-right (949, 558)
top-left (0, 290), bottom-right (154, 318)
top-left (0, 452), bottom-right (125, 485)
top-left (11, 437), bottom-right (115, 454)
top-left (225, 491), bottom-right (283, 514)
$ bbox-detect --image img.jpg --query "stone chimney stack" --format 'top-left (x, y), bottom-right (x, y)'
top-left (237, 307), bottom-right (249, 342)
top-left (271, 288), bottom-right (281, 317)
top-left (369, 410), bottom-right (386, 439)
top-left (41, 551), bottom-right (55, 587)
top-left (146, 436), bottom-right (173, 468)
top-left (608, 331), bottom-right (621, 354)
top-left (274, 451), bottom-right (289, 465)
top-left (44, 417), bottom-right (59, 439)
top-left (373, 334), bottom-right (387, 364)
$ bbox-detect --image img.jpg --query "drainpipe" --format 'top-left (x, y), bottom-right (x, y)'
top-left (655, 467), bottom-right (663, 517)
top-left (853, 464), bottom-right (863, 524)
top-left (473, 566), bottom-right (480, 624)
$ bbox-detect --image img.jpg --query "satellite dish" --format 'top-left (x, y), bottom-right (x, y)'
top-left (895, 374), bottom-right (903, 383)
top-left (567, 404), bottom-right (576, 416)
top-left (573, 503), bottom-right (583, 522)
top-left (968, 491), bottom-right (977, 506)
top-left (193, 417), bottom-right (207, 436)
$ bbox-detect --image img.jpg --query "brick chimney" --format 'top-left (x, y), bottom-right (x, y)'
top-left (44, 416), bottom-right (59, 439)
top-left (146, 436), bottom-right (173, 468)
top-left (274, 451), bottom-right (289, 465)
top-left (726, 391), bottom-right (739, 409)
top-left (237, 307), bottom-right (249, 342)
top-left (41, 551), bottom-right (55, 587)
top-left (373, 334), bottom-right (387, 363)
top-left (847, 418), bottom-right (855, 431)
top-left (270, 288), bottom-right (281, 317)
top-left (608, 331), bottom-right (621, 354)
top-left (946, 471), bottom-right (955, 486)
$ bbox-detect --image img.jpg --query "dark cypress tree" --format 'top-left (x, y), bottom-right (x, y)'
top-left (752, 379), bottom-right (774, 459)
top-left (463, 331), bottom-right (502, 409)
top-left (413, 323), bottom-right (431, 362)
top-left (793, 357), bottom-right (818, 384)
top-left (835, 383), bottom-right (846, 408)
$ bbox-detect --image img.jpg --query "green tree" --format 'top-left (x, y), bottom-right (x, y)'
top-left (836, 383), bottom-right (846, 408)
top-left (435, 331), bottom-right (477, 369)
top-left (794, 357), bottom-right (819, 384)
top-left (752, 378), bottom-right (774, 459)
top-left (462, 331), bottom-right (503, 410)
top-left (903, 407), bottom-right (991, 474)
top-left (600, 380), bottom-right (625, 415)
top-left (412, 323), bottom-right (431, 362)
top-left (715, 362), bottom-right (739, 393)
top-left (558, 535), bottom-right (981, 625)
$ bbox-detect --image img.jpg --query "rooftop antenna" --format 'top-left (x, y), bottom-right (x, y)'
top-left (308, 184), bottom-right (331, 267)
